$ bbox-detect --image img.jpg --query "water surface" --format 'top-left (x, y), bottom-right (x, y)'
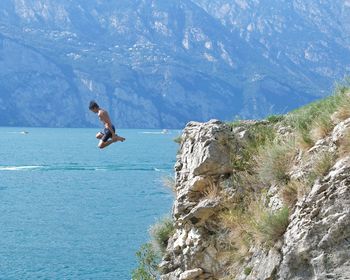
top-left (0, 128), bottom-right (178, 279)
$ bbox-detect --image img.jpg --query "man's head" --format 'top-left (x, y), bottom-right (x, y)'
top-left (89, 101), bottom-right (99, 113)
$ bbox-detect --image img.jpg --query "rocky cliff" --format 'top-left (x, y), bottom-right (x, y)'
top-left (158, 87), bottom-right (350, 280)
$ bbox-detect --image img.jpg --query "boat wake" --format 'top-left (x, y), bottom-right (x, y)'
top-left (0, 163), bottom-right (173, 172)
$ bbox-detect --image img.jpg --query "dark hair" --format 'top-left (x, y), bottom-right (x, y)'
top-left (89, 101), bottom-right (99, 110)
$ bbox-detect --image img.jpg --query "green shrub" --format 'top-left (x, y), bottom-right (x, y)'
top-left (289, 113), bottom-right (314, 149)
top-left (251, 205), bottom-right (289, 247)
top-left (334, 77), bottom-right (350, 95)
top-left (228, 120), bottom-right (243, 129)
top-left (267, 114), bottom-right (284, 123)
top-left (150, 217), bottom-right (175, 253)
top-left (173, 135), bottom-right (182, 144)
top-left (310, 113), bottom-right (335, 142)
top-left (132, 243), bottom-right (159, 280)
top-left (247, 123), bottom-right (276, 151)
top-left (133, 217), bottom-right (175, 279)
top-left (228, 116), bottom-right (244, 129)
top-left (231, 123), bottom-right (276, 172)
top-left (244, 267), bottom-right (253, 276)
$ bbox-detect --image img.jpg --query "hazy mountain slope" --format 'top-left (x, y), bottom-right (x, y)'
top-left (0, 0), bottom-right (348, 128)
top-left (193, 0), bottom-right (350, 89)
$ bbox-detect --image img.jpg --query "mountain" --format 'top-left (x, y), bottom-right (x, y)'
top-left (0, 0), bottom-right (349, 128)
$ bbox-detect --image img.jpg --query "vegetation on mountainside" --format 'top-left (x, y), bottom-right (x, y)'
top-left (283, 79), bottom-right (350, 148)
top-left (173, 135), bottom-right (183, 144)
top-left (308, 151), bottom-right (337, 183)
top-left (132, 243), bottom-right (159, 280)
top-left (150, 217), bottom-right (175, 254)
top-left (222, 80), bottom-right (350, 277)
top-left (132, 216), bottom-right (174, 279)
top-left (280, 179), bottom-right (305, 208)
top-left (257, 139), bottom-right (296, 184)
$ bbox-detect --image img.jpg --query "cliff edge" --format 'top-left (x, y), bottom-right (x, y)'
top-left (135, 85), bottom-right (350, 280)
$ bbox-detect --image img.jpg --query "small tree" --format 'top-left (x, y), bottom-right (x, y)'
top-left (132, 243), bottom-right (160, 280)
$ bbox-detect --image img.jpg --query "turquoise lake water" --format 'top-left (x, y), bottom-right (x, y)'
top-left (0, 127), bottom-right (178, 279)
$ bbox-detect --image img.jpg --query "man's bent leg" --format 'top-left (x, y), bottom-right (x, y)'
top-left (96, 132), bottom-right (103, 139)
top-left (98, 139), bottom-right (114, 149)
top-left (112, 135), bottom-right (126, 142)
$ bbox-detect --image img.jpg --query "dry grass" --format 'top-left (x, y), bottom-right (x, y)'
top-left (284, 82), bottom-right (350, 150)
top-left (256, 139), bottom-right (296, 185)
top-left (310, 114), bottom-right (335, 142)
top-left (307, 151), bottom-right (336, 184)
top-left (338, 129), bottom-right (350, 157)
top-left (332, 101), bottom-right (350, 122)
top-left (280, 181), bottom-right (298, 208)
top-left (280, 180), bottom-right (308, 208)
top-left (231, 170), bottom-right (262, 193)
top-left (220, 208), bottom-right (252, 257)
top-left (162, 176), bottom-right (176, 193)
top-left (201, 178), bottom-right (221, 199)
top-left (313, 151), bottom-right (336, 177)
top-left (332, 87), bottom-right (350, 122)
top-left (231, 122), bottom-right (276, 173)
top-left (219, 193), bottom-right (254, 263)
top-left (248, 201), bottom-right (289, 247)
top-left (220, 195), bottom-right (289, 260)
top-left (295, 131), bottom-right (314, 150)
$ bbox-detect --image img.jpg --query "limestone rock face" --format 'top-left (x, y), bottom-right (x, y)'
top-left (162, 120), bottom-right (234, 280)
top-left (160, 118), bottom-right (350, 280)
top-left (278, 157), bottom-right (350, 280)
top-left (173, 119), bottom-right (234, 222)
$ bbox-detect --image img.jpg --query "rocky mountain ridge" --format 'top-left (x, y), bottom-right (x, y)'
top-left (0, 1), bottom-right (349, 128)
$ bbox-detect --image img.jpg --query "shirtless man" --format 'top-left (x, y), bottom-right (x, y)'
top-left (89, 101), bottom-right (125, 149)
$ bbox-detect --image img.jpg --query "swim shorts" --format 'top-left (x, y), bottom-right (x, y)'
top-left (101, 125), bottom-right (115, 142)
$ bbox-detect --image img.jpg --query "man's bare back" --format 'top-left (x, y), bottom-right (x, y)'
top-left (89, 101), bottom-right (125, 149)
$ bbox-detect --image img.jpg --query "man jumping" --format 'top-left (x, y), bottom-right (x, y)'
top-left (89, 101), bottom-right (125, 149)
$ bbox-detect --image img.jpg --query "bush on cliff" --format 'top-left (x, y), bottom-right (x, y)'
top-left (280, 179), bottom-right (306, 208)
top-left (221, 198), bottom-right (289, 250)
top-left (231, 121), bottom-right (276, 172)
top-left (307, 151), bottom-right (336, 184)
top-left (133, 216), bottom-right (174, 279)
top-left (132, 243), bottom-right (159, 280)
top-left (256, 139), bottom-right (296, 185)
top-left (150, 216), bottom-right (175, 253)
top-left (250, 205), bottom-right (290, 246)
